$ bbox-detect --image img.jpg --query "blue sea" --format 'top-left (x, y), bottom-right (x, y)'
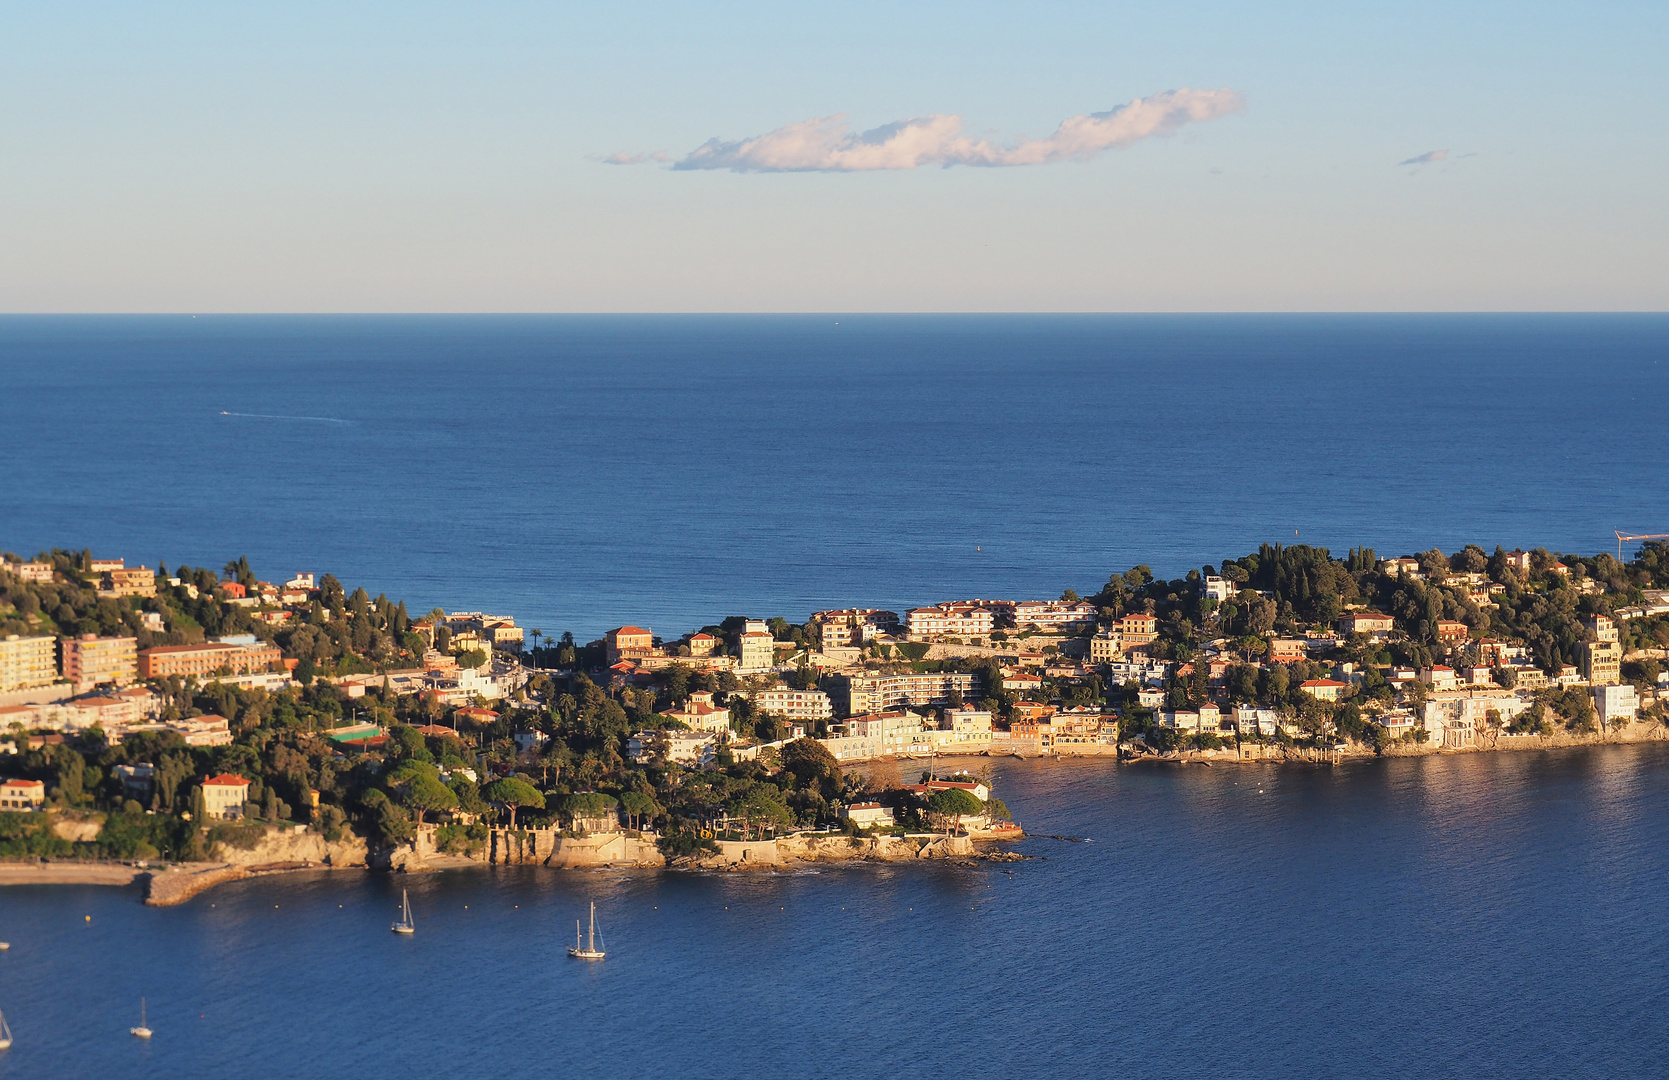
top-left (2, 748), bottom-right (1669, 1079)
top-left (2, 314), bottom-right (1666, 638)
top-left (4, 315), bottom-right (1669, 1079)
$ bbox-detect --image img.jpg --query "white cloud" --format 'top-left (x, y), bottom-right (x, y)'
top-left (602, 150), bottom-right (670, 165)
top-left (662, 89), bottom-right (1245, 173)
top-left (1398, 150), bottom-right (1448, 166)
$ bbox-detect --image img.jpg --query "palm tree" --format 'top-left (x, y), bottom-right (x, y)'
top-left (530, 629), bottom-right (543, 664)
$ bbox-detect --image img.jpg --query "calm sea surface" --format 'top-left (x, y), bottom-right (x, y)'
top-left (1, 747), bottom-right (1668, 1079)
top-left (1, 314), bottom-right (1666, 637)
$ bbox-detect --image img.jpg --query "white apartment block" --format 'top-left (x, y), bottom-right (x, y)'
top-left (738, 620), bottom-right (776, 670)
top-left (0, 635), bottom-right (58, 692)
top-left (839, 671), bottom-right (982, 715)
top-left (755, 688), bottom-right (833, 722)
top-left (1593, 683), bottom-right (1638, 728)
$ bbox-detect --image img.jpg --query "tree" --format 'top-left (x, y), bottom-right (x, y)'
top-left (619, 790), bottom-right (657, 831)
top-left (925, 788), bottom-right (985, 832)
top-left (403, 773), bottom-right (459, 824)
top-left (482, 777), bottom-right (545, 827)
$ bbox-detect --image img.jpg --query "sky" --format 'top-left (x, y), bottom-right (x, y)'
top-left (2, 1), bottom-right (1666, 312)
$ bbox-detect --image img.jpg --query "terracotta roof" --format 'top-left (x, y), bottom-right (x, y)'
top-left (1301, 679), bottom-right (1348, 687)
top-left (610, 626), bottom-right (651, 636)
top-left (690, 632), bottom-right (715, 641)
top-left (203, 773), bottom-right (248, 787)
top-left (1, 778), bottom-right (45, 789)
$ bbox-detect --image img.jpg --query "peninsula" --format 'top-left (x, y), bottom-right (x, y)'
top-left (2, 540), bottom-right (1666, 895)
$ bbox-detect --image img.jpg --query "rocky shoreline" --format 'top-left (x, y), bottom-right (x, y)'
top-left (2, 821), bottom-right (1015, 905)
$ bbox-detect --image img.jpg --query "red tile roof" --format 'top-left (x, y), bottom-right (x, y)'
top-left (203, 773), bottom-right (248, 787)
top-left (610, 626), bottom-right (651, 636)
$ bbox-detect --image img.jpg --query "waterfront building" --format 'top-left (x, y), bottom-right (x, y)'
top-left (737, 620), bottom-right (776, 671)
top-left (837, 671), bottom-right (982, 715)
top-left (605, 626), bottom-right (654, 664)
top-left (840, 803), bottom-right (895, 827)
top-left (687, 632), bottom-right (719, 657)
top-left (60, 634), bottom-right (139, 688)
top-left (200, 774), bottom-right (250, 820)
top-left (0, 635), bottom-right (58, 692)
top-left (1593, 683), bottom-right (1638, 728)
top-left (137, 641), bottom-right (283, 679)
top-left (930, 706), bottom-right (994, 751)
top-left (0, 777), bottom-right (46, 811)
top-left (755, 688), bottom-right (833, 723)
top-left (1581, 615), bottom-right (1622, 686)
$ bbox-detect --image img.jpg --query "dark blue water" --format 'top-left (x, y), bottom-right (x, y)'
top-left (2, 314), bottom-right (1666, 638)
top-left (2, 747), bottom-right (1666, 1079)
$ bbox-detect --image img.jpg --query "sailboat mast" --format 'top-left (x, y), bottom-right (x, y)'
top-left (588, 902), bottom-right (596, 952)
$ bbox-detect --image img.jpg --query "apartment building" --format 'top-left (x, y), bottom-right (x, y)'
top-left (755, 688), bottom-right (833, 723)
top-left (60, 634), bottom-right (138, 688)
top-left (906, 604), bottom-right (995, 640)
top-left (1009, 601), bottom-right (1098, 633)
top-left (1581, 615), bottom-right (1622, 686)
top-left (1594, 683), bottom-right (1638, 728)
top-left (811, 609), bottom-right (900, 646)
top-left (137, 641), bottom-right (283, 680)
top-left (0, 635), bottom-right (58, 692)
top-left (837, 671), bottom-right (983, 715)
top-left (1089, 630), bottom-right (1124, 663)
top-left (1116, 613), bottom-right (1159, 645)
top-left (6, 561), bottom-right (54, 583)
top-left (737, 620), bottom-right (776, 671)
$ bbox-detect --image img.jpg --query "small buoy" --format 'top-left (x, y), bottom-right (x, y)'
top-left (85, 915), bottom-right (91, 922)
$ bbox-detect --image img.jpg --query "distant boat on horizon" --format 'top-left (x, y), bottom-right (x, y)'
top-left (130, 997), bottom-right (151, 1039)
top-left (392, 889), bottom-right (415, 935)
top-left (568, 902), bottom-right (605, 960)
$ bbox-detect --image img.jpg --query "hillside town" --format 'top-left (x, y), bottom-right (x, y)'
top-left (3, 541), bottom-right (1669, 865)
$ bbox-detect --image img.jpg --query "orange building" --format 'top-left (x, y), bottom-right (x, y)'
top-left (138, 642), bottom-right (283, 679)
top-left (606, 626), bottom-right (654, 664)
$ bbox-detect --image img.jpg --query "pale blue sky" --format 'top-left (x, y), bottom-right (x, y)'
top-left (2, 2), bottom-right (1665, 311)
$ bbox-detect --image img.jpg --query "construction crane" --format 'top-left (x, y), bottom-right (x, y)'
top-left (1615, 532), bottom-right (1669, 559)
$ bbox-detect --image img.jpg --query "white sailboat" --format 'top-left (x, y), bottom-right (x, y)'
top-left (130, 997), bottom-right (152, 1039)
top-left (567, 902), bottom-right (605, 960)
top-left (0, 1007), bottom-right (13, 1050)
top-left (392, 889), bottom-right (415, 935)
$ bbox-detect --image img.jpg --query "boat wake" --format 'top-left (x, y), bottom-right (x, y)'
top-left (218, 411), bottom-right (352, 425)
